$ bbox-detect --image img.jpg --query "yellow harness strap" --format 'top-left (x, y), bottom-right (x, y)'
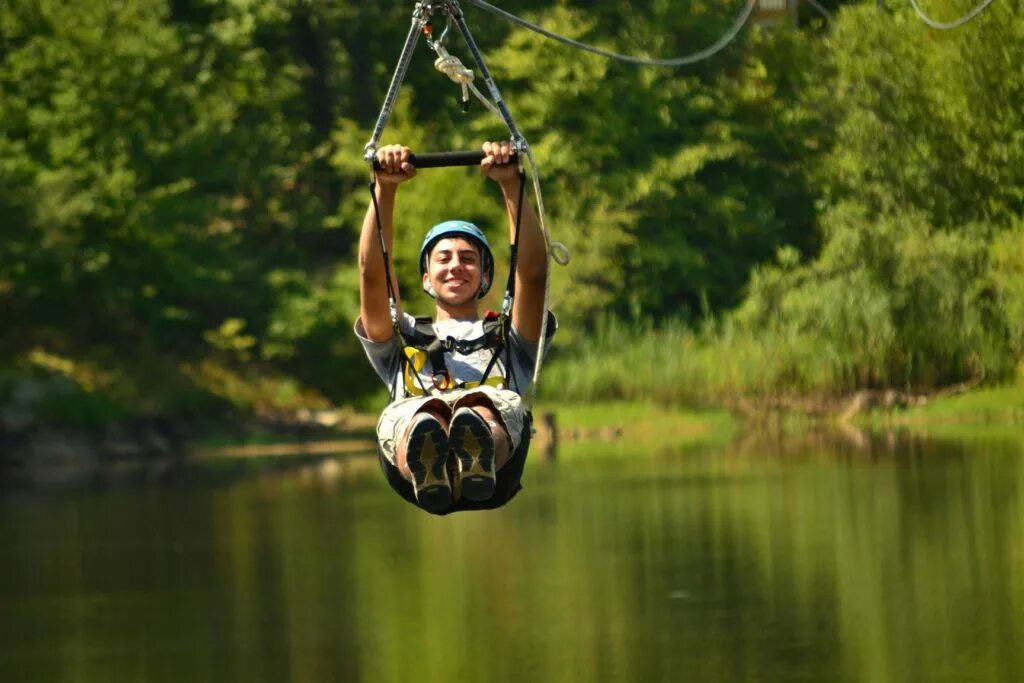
top-left (402, 346), bottom-right (505, 397)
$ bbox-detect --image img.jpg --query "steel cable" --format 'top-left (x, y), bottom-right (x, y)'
top-left (463, 0), bottom-right (757, 67)
top-left (908, 0), bottom-right (996, 30)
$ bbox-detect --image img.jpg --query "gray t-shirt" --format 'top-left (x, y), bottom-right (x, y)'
top-left (355, 311), bottom-right (557, 399)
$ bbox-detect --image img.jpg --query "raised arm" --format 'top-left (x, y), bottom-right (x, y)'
top-left (480, 141), bottom-right (547, 342)
top-left (359, 145), bottom-right (416, 342)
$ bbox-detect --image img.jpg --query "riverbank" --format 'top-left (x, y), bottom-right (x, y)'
top-left (3, 383), bottom-right (1022, 489)
top-left (544, 382), bottom-right (1024, 450)
top-left (866, 384), bottom-right (1024, 426)
top-left (0, 410), bottom-right (378, 488)
top-left (541, 401), bottom-right (734, 454)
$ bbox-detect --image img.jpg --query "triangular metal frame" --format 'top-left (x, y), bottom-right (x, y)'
top-left (363, 0), bottom-right (529, 164)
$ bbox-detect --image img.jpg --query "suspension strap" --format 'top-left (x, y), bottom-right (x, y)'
top-left (477, 311), bottom-right (507, 388)
top-left (502, 170), bottom-right (527, 308)
top-left (368, 180), bottom-right (403, 341)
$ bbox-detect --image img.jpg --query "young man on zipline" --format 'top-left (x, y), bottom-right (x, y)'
top-left (356, 140), bottom-right (555, 514)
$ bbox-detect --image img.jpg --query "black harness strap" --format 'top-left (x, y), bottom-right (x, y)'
top-left (504, 170), bottom-right (527, 302)
top-left (478, 314), bottom-right (509, 389)
top-left (368, 180), bottom-right (402, 340)
top-left (497, 172), bottom-right (527, 394)
top-left (399, 315), bottom-right (508, 397)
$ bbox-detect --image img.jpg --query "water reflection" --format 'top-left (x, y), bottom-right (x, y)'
top-left (1, 430), bottom-right (1022, 682)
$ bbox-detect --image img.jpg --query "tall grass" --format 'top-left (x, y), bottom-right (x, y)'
top-left (539, 316), bottom-right (844, 406)
top-left (541, 220), bottom-right (1024, 407)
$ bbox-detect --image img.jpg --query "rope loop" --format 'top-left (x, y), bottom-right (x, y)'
top-left (550, 241), bottom-right (571, 266)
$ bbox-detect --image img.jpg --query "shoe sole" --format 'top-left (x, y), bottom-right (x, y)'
top-left (405, 417), bottom-right (452, 513)
top-left (450, 409), bottom-right (496, 502)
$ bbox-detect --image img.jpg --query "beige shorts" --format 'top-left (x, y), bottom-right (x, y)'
top-left (376, 386), bottom-right (526, 466)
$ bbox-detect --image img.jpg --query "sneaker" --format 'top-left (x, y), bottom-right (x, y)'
top-left (404, 414), bottom-right (452, 512)
top-left (449, 407), bottom-right (496, 501)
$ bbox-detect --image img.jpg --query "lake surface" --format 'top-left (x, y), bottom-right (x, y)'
top-left (2, 427), bottom-right (1023, 682)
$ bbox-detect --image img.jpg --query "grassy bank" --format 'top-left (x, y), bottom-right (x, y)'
top-left (541, 316), bottom-right (1024, 410)
top-left (549, 401), bottom-right (733, 439)
top-left (540, 317), bottom-right (869, 407)
top-left (866, 385), bottom-right (1024, 427)
top-left (539, 316), bottom-right (1024, 444)
top-left (540, 401), bottom-right (734, 461)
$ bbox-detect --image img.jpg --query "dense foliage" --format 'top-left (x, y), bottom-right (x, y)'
top-left (726, 0), bottom-right (1024, 394)
top-left (1, 0), bottom-right (1020, 424)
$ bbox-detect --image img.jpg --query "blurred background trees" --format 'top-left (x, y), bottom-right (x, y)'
top-left (1, 0), bottom-right (1020, 424)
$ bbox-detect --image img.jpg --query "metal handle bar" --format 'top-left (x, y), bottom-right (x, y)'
top-left (373, 150), bottom-right (517, 170)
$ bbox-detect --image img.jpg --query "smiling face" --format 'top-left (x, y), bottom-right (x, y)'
top-left (422, 237), bottom-right (484, 306)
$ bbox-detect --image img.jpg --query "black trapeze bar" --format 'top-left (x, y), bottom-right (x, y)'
top-left (372, 150), bottom-right (517, 170)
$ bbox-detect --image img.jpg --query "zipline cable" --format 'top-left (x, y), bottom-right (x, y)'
top-left (463, 0), bottom-right (757, 67)
top-left (908, 0), bottom-right (996, 30)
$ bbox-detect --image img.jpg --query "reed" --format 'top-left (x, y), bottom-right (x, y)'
top-left (541, 316), bottom-right (842, 406)
top-left (539, 314), bottom-right (1008, 407)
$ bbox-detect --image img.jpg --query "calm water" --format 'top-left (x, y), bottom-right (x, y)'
top-left (2, 429), bottom-right (1023, 683)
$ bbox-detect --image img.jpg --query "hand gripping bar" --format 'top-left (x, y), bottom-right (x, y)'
top-left (373, 150), bottom-right (517, 170)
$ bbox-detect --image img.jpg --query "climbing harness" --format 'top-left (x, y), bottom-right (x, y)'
top-left (364, 0), bottom-right (568, 409)
top-left (397, 313), bottom-right (513, 399)
top-left (401, 220), bottom-right (510, 399)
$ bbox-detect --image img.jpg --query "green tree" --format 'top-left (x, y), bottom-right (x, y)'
top-left (731, 0), bottom-right (1024, 391)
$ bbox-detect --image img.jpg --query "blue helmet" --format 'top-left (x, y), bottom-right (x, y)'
top-left (419, 220), bottom-right (495, 298)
